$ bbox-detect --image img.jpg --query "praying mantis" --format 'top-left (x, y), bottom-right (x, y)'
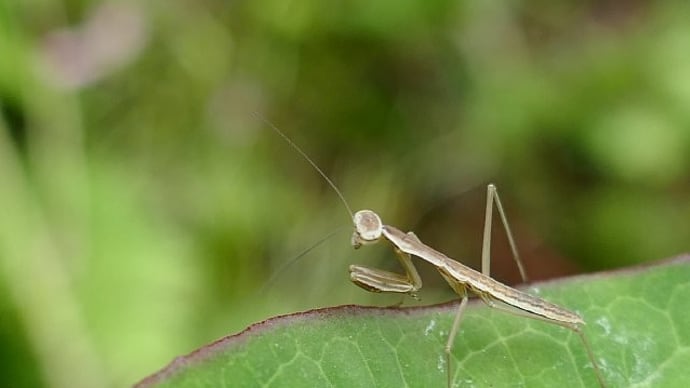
top-left (262, 118), bottom-right (607, 387)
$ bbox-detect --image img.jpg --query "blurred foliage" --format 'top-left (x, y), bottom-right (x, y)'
top-left (1, 1), bottom-right (689, 387)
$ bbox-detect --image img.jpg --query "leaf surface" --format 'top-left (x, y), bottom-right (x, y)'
top-left (136, 255), bottom-right (690, 387)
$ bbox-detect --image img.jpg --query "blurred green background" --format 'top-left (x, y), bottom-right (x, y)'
top-left (1, 1), bottom-right (690, 387)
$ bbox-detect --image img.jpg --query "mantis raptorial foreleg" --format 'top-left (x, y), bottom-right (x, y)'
top-left (349, 233), bottom-right (423, 297)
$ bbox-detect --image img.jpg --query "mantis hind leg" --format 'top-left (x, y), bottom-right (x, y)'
top-left (482, 184), bottom-right (528, 282)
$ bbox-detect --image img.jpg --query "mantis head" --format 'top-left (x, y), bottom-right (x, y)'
top-left (351, 210), bottom-right (383, 249)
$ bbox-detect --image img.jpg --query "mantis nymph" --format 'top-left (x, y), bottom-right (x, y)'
top-left (262, 118), bottom-right (606, 387)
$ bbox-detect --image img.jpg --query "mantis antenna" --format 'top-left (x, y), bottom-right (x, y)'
top-left (253, 113), bottom-right (354, 220)
top-left (260, 226), bottom-right (348, 295)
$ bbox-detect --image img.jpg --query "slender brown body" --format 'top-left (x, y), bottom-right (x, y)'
top-left (382, 224), bottom-right (584, 326)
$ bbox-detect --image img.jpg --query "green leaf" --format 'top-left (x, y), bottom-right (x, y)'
top-left (136, 256), bottom-right (690, 387)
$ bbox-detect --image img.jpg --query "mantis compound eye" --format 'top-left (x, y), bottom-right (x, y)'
top-left (352, 210), bottom-right (383, 247)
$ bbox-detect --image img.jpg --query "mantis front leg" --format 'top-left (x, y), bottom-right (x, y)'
top-left (349, 232), bottom-right (423, 297)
